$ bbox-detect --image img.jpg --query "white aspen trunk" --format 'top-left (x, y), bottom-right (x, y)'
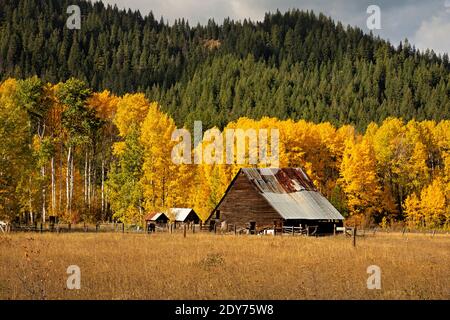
top-left (66, 146), bottom-right (71, 214)
top-left (84, 150), bottom-right (88, 206)
top-left (51, 157), bottom-right (56, 216)
top-left (29, 176), bottom-right (33, 224)
top-left (39, 121), bottom-right (46, 223)
top-left (70, 151), bottom-right (74, 213)
top-left (88, 155), bottom-right (91, 211)
top-left (101, 159), bottom-right (105, 215)
top-left (91, 161), bottom-right (97, 212)
top-left (41, 166), bottom-right (46, 223)
top-left (59, 143), bottom-right (63, 214)
top-left (105, 187), bottom-right (109, 220)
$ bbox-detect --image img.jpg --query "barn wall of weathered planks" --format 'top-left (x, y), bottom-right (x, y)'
top-left (216, 172), bottom-right (283, 228)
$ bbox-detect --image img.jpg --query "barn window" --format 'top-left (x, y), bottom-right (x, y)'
top-left (215, 210), bottom-right (221, 220)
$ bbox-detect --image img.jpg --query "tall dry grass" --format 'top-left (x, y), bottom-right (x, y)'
top-left (0, 232), bottom-right (449, 300)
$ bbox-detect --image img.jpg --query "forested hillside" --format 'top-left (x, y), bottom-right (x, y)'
top-left (0, 0), bottom-right (449, 130)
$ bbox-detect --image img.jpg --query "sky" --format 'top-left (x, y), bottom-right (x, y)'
top-left (100, 0), bottom-right (450, 55)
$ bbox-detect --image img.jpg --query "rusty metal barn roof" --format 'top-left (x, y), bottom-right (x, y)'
top-left (242, 168), bottom-right (344, 220)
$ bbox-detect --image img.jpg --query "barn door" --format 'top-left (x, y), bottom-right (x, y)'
top-left (249, 221), bottom-right (256, 234)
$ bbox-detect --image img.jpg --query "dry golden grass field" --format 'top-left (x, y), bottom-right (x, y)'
top-left (0, 232), bottom-right (449, 300)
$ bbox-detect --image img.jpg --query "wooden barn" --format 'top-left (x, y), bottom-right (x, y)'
top-left (206, 168), bottom-right (344, 234)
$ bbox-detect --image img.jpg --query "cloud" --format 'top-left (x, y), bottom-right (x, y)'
top-left (413, 14), bottom-right (450, 55)
top-left (229, 0), bottom-right (267, 21)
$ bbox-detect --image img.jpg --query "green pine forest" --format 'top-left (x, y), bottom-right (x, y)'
top-left (1, 0), bottom-right (449, 131)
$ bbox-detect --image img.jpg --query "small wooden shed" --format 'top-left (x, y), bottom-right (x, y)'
top-left (145, 212), bottom-right (169, 232)
top-left (169, 208), bottom-right (201, 225)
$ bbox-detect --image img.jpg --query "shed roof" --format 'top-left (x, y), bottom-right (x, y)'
top-left (169, 208), bottom-right (197, 222)
top-left (240, 168), bottom-right (344, 220)
top-left (146, 212), bottom-right (167, 221)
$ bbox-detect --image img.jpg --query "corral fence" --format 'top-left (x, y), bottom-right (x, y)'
top-left (281, 225), bottom-right (319, 236)
top-left (7, 221), bottom-right (215, 235)
top-left (9, 222), bottom-right (145, 234)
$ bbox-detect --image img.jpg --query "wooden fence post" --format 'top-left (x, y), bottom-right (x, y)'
top-left (292, 226), bottom-right (294, 236)
top-left (234, 224), bottom-right (237, 236)
top-left (192, 224), bottom-right (195, 234)
top-left (122, 223), bottom-right (125, 233)
top-left (353, 226), bottom-right (357, 247)
top-left (306, 225), bottom-right (309, 237)
top-left (68, 223), bottom-right (71, 232)
top-left (183, 224), bottom-right (187, 238)
top-left (214, 224), bottom-right (217, 234)
top-left (40, 223), bottom-right (43, 233)
top-left (333, 224), bottom-right (336, 236)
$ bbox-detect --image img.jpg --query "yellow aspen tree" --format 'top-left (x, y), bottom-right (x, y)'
top-left (115, 93), bottom-right (151, 137)
top-left (420, 178), bottom-right (447, 228)
top-left (407, 141), bottom-right (430, 191)
top-left (0, 79), bottom-right (34, 221)
top-left (108, 94), bottom-right (150, 224)
top-left (433, 120), bottom-right (450, 180)
top-left (88, 90), bottom-right (119, 121)
top-left (403, 120), bottom-right (431, 192)
top-left (372, 118), bottom-right (409, 216)
top-left (339, 136), bottom-right (380, 219)
top-left (404, 193), bottom-right (422, 228)
top-left (193, 164), bottom-right (224, 220)
top-left (139, 102), bottom-right (178, 212)
top-left (192, 164), bottom-right (213, 220)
